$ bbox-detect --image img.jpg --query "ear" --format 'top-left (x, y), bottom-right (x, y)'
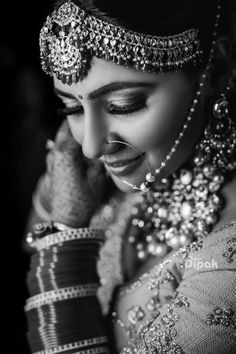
top-left (208, 36), bottom-right (233, 94)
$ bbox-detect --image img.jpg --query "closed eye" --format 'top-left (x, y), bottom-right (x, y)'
top-left (57, 105), bottom-right (84, 117)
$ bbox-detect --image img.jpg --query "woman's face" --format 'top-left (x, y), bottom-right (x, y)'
top-left (53, 58), bottom-right (204, 192)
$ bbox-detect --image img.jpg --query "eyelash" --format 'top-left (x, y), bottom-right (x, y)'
top-left (57, 99), bottom-right (147, 117)
top-left (57, 105), bottom-right (83, 117)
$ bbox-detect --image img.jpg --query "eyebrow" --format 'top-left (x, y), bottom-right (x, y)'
top-left (54, 81), bottom-right (156, 100)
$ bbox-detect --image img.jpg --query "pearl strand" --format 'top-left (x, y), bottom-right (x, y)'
top-left (140, 0), bottom-right (222, 193)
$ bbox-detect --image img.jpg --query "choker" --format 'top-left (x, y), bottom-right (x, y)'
top-left (128, 101), bottom-right (236, 261)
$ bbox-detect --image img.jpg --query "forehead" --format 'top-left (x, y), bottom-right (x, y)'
top-left (53, 57), bottom-right (161, 96)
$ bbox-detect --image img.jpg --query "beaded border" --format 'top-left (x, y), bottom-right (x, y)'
top-left (32, 337), bottom-right (109, 354)
top-left (29, 228), bottom-right (104, 251)
top-left (25, 284), bottom-right (99, 311)
top-left (40, 0), bottom-right (203, 83)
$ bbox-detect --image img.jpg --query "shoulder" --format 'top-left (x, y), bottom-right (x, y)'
top-left (174, 220), bottom-right (236, 272)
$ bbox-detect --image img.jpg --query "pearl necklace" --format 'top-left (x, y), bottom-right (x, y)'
top-left (128, 112), bottom-right (236, 261)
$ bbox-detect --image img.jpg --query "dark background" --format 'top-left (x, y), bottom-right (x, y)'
top-left (1, 1), bottom-right (236, 353)
top-left (1, 2), bottom-right (62, 352)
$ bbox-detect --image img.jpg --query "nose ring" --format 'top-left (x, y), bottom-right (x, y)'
top-left (105, 140), bottom-right (154, 191)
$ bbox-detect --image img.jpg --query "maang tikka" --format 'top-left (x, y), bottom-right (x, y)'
top-left (39, 1), bottom-right (203, 84)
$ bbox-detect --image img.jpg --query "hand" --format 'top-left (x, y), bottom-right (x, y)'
top-left (46, 120), bottom-right (106, 227)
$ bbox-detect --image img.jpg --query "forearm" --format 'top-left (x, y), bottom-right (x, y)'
top-left (25, 224), bottom-right (110, 354)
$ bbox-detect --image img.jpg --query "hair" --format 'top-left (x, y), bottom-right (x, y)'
top-left (54, 0), bottom-right (231, 62)
top-left (53, 0), bottom-right (236, 113)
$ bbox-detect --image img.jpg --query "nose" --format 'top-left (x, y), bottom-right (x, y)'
top-left (81, 107), bottom-right (108, 159)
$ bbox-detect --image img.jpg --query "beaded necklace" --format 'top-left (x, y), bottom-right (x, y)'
top-left (128, 110), bottom-right (236, 261)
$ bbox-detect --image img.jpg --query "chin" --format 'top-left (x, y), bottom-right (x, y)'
top-left (104, 156), bottom-right (152, 193)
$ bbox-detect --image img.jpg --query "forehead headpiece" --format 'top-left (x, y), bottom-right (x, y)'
top-left (40, 0), bottom-right (204, 84)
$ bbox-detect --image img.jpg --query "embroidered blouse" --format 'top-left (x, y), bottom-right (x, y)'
top-left (90, 193), bottom-right (236, 354)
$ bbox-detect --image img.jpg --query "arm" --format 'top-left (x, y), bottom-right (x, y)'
top-left (25, 225), bottom-right (110, 354)
top-left (25, 120), bottom-right (110, 353)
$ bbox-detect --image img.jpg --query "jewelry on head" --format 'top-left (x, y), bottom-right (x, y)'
top-left (40, 0), bottom-right (223, 194)
top-left (39, 0), bottom-right (203, 84)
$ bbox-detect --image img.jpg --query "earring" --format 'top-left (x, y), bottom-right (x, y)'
top-left (195, 88), bottom-right (236, 172)
top-left (212, 92), bottom-right (229, 119)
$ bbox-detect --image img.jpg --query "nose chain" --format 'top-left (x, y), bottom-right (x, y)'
top-left (127, 102), bottom-right (236, 261)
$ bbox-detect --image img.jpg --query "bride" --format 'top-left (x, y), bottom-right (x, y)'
top-left (25, 0), bottom-right (236, 353)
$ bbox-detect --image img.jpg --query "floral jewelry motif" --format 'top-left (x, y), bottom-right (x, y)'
top-left (113, 267), bottom-right (176, 340)
top-left (120, 292), bottom-right (189, 353)
top-left (175, 241), bottom-right (203, 269)
top-left (170, 292), bottom-right (190, 309)
top-left (130, 106), bottom-right (236, 261)
top-left (125, 305), bottom-right (147, 339)
top-left (117, 261), bottom-right (174, 299)
top-left (127, 306), bottom-right (146, 326)
top-left (142, 293), bottom-right (189, 353)
top-left (147, 268), bottom-right (175, 294)
top-left (205, 308), bottom-right (236, 336)
top-left (222, 237), bottom-right (236, 263)
top-left (129, 105), bottom-right (236, 261)
top-left (40, 1), bottom-right (203, 83)
top-left (145, 296), bottom-right (161, 316)
top-left (112, 305), bottom-right (148, 340)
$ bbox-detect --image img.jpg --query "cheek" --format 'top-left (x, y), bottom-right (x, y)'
top-left (126, 86), bottom-right (194, 152)
top-left (67, 117), bottom-right (83, 145)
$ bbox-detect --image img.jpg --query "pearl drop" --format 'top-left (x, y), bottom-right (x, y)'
top-left (197, 220), bottom-right (207, 232)
top-left (154, 243), bottom-right (168, 256)
top-left (179, 234), bottom-right (192, 246)
top-left (206, 213), bottom-right (217, 225)
top-left (132, 218), bottom-right (139, 226)
top-left (137, 250), bottom-right (146, 260)
top-left (138, 220), bottom-right (144, 228)
top-left (128, 236), bottom-right (135, 243)
top-left (167, 236), bottom-right (180, 249)
top-left (140, 183), bottom-right (148, 192)
top-left (180, 202), bottom-right (192, 218)
top-left (213, 174), bottom-right (224, 183)
top-left (180, 170), bottom-right (193, 185)
top-left (165, 227), bottom-right (175, 241)
top-left (146, 173), bottom-right (155, 183)
top-left (203, 164), bottom-right (215, 178)
top-left (147, 242), bottom-right (156, 254)
top-left (157, 207), bottom-right (168, 220)
top-left (146, 235), bottom-right (153, 242)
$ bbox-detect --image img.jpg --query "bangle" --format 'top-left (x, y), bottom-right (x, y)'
top-left (25, 284), bottom-right (99, 311)
top-left (32, 337), bottom-right (109, 354)
top-left (26, 224), bottom-right (104, 251)
top-left (26, 222), bottom-right (73, 244)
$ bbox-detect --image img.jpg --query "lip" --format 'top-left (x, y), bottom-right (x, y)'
top-left (105, 154), bottom-right (145, 177)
